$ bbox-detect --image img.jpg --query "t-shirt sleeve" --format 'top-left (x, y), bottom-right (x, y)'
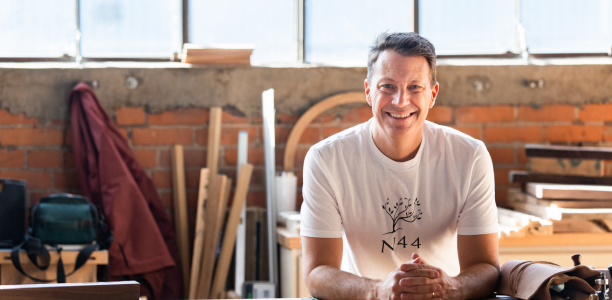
top-left (456, 143), bottom-right (499, 235)
top-left (300, 148), bottom-right (343, 238)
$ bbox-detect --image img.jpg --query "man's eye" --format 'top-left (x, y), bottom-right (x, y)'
top-left (409, 85), bottom-right (421, 90)
top-left (382, 84), bottom-right (394, 89)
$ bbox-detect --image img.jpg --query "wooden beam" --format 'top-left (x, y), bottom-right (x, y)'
top-left (529, 157), bottom-right (603, 177)
top-left (526, 182), bottom-right (612, 201)
top-left (283, 92), bottom-right (366, 171)
top-left (0, 281), bottom-right (140, 300)
top-left (188, 168), bottom-right (209, 299)
top-left (196, 174), bottom-right (228, 298)
top-left (509, 170), bottom-right (612, 185)
top-left (499, 233), bottom-right (612, 247)
top-left (508, 189), bottom-right (612, 220)
top-left (525, 143), bottom-right (612, 160)
top-left (171, 144), bottom-right (190, 296)
top-left (512, 187), bottom-right (612, 208)
top-left (210, 164), bottom-right (254, 299)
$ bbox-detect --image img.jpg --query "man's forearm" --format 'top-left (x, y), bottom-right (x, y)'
top-left (307, 265), bottom-right (378, 300)
top-left (452, 263), bottom-right (499, 300)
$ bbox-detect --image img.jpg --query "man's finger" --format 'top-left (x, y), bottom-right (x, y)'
top-left (399, 262), bottom-right (436, 273)
top-left (400, 276), bottom-right (440, 287)
top-left (400, 292), bottom-right (442, 300)
top-left (403, 269), bottom-right (439, 280)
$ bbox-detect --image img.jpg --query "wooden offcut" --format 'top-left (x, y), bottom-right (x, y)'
top-left (188, 168), bottom-right (210, 299)
top-left (170, 144), bottom-right (190, 296)
top-left (508, 189), bottom-right (612, 220)
top-left (182, 44), bottom-right (253, 65)
top-left (526, 182), bottom-right (612, 201)
top-left (509, 170), bottom-right (612, 185)
top-left (551, 220), bottom-right (607, 233)
top-left (196, 174), bottom-right (228, 299)
top-left (283, 92), bottom-right (367, 171)
top-left (525, 143), bottom-right (612, 160)
top-left (529, 157), bottom-right (603, 177)
top-left (210, 163), bottom-right (254, 299)
top-left (0, 281), bottom-right (140, 300)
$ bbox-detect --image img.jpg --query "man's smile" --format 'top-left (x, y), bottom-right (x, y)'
top-left (385, 111), bottom-right (416, 119)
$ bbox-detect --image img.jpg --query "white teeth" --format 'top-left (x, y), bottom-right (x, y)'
top-left (389, 112), bottom-right (411, 118)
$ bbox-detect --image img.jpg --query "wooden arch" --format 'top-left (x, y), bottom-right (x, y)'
top-left (283, 92), bottom-right (367, 171)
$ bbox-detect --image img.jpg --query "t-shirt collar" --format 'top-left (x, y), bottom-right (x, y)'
top-left (366, 118), bottom-right (425, 170)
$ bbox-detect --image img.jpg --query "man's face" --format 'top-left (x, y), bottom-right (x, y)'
top-left (365, 50), bottom-right (439, 141)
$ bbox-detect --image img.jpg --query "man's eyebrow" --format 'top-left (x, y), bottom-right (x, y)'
top-left (378, 77), bottom-right (396, 82)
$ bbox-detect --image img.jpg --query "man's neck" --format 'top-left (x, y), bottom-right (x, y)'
top-left (371, 123), bottom-right (423, 162)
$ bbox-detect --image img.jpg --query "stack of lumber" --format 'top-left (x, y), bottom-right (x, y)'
top-left (507, 144), bottom-right (612, 234)
top-left (181, 43), bottom-right (253, 65)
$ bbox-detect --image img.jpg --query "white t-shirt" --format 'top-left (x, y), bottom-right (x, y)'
top-left (300, 119), bottom-right (498, 279)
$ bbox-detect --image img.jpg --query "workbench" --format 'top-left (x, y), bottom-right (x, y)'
top-left (278, 228), bottom-right (612, 297)
top-left (0, 248), bottom-right (109, 285)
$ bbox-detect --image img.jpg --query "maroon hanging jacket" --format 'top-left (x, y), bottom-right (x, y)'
top-left (70, 83), bottom-right (182, 299)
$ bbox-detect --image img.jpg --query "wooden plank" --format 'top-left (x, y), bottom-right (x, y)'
top-left (188, 168), bottom-right (209, 299)
top-left (499, 233), bottom-right (612, 247)
top-left (210, 164), bottom-right (254, 299)
top-left (283, 92), bottom-right (366, 171)
top-left (170, 144), bottom-right (190, 296)
top-left (525, 143), bottom-right (612, 160)
top-left (551, 220), bottom-right (607, 233)
top-left (509, 170), bottom-right (612, 185)
top-left (508, 189), bottom-right (612, 220)
top-left (277, 227), bottom-right (302, 250)
top-left (0, 281), bottom-right (140, 300)
top-left (182, 46), bottom-right (253, 65)
top-left (526, 182), bottom-right (612, 201)
top-left (518, 187), bottom-right (612, 208)
top-left (529, 157), bottom-right (603, 177)
top-left (207, 107), bottom-right (223, 191)
top-left (0, 249), bottom-right (108, 265)
top-left (196, 174), bottom-right (227, 299)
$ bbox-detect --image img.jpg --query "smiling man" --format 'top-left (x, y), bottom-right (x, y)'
top-left (300, 32), bottom-right (500, 300)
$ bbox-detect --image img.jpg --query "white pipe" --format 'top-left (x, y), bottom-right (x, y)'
top-left (262, 89), bottom-right (278, 293)
top-left (235, 131), bottom-right (248, 296)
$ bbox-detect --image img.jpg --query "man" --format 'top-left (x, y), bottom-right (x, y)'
top-left (300, 32), bottom-right (500, 300)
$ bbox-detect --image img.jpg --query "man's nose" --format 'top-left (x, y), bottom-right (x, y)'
top-left (392, 89), bottom-right (411, 107)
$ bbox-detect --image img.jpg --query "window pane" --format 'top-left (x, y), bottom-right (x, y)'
top-left (80, 0), bottom-right (182, 57)
top-left (189, 0), bottom-right (296, 64)
top-left (419, 0), bottom-right (516, 55)
top-left (522, 0), bottom-right (612, 54)
top-left (0, 0), bottom-right (75, 57)
top-left (305, 0), bottom-right (413, 64)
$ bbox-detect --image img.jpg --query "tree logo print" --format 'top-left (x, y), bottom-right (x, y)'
top-left (382, 198), bottom-right (422, 235)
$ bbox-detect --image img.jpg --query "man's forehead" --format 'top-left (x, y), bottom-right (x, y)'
top-left (373, 51), bottom-right (430, 81)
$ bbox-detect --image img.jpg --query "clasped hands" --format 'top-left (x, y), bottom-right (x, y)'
top-left (375, 253), bottom-right (460, 300)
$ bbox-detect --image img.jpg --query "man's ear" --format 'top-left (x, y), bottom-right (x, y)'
top-left (430, 82), bottom-right (439, 108)
top-left (364, 79), bottom-right (372, 106)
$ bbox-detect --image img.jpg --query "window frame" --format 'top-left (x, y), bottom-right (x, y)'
top-left (0, 0), bottom-right (610, 63)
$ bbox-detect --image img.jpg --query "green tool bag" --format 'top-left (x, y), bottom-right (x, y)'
top-left (31, 193), bottom-right (98, 245)
top-left (10, 193), bottom-right (99, 283)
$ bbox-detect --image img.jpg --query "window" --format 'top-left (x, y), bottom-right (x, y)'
top-left (305, 0), bottom-right (414, 64)
top-left (189, 0), bottom-right (297, 63)
top-left (0, 0), bottom-right (76, 57)
top-left (80, 0), bottom-right (182, 58)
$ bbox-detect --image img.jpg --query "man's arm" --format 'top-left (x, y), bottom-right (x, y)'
top-left (303, 236), bottom-right (440, 300)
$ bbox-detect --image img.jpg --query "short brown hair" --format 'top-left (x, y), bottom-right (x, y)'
top-left (367, 32), bottom-right (437, 86)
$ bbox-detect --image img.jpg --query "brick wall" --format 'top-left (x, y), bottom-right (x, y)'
top-left (2, 103), bottom-right (612, 225)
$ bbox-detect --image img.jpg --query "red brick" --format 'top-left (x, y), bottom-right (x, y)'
top-left (160, 191), bottom-right (173, 210)
top-left (518, 105), bottom-right (575, 122)
top-left (1, 128), bottom-right (63, 146)
top-left (495, 188), bottom-right (509, 208)
top-left (133, 149), bottom-right (157, 168)
top-left (312, 114), bottom-right (338, 124)
top-left (604, 160), bottom-right (612, 176)
top-left (149, 108), bottom-right (209, 125)
top-left (195, 129), bottom-right (208, 146)
top-left (160, 148), bottom-right (206, 167)
top-left (493, 168), bottom-right (521, 185)
top-left (299, 127), bottom-right (320, 144)
top-left (456, 106), bottom-right (514, 123)
top-left (0, 170), bottom-right (51, 189)
top-left (222, 110), bottom-right (248, 124)
top-left (276, 114), bottom-right (299, 125)
top-left (294, 148), bottom-right (310, 167)
top-left (426, 106), bottom-right (453, 124)
top-left (64, 128), bottom-right (73, 147)
top-left (296, 192), bottom-right (304, 210)
top-left (579, 104), bottom-right (612, 122)
top-left (544, 125), bottom-right (604, 142)
top-left (0, 149), bottom-right (24, 167)
top-left (185, 170), bottom-right (201, 188)
top-left (246, 190), bottom-right (266, 207)
top-left (64, 151), bottom-right (75, 168)
top-left (28, 150), bottom-right (63, 168)
top-left (30, 192), bottom-right (47, 206)
top-left (0, 109), bottom-right (38, 124)
top-left (221, 127), bottom-right (258, 145)
top-left (116, 107), bottom-right (145, 125)
top-left (322, 126), bottom-right (347, 138)
top-left (152, 171), bottom-right (171, 189)
top-left (275, 127), bottom-right (291, 144)
top-left (132, 128), bottom-right (192, 145)
top-left (249, 168), bottom-right (265, 187)
top-left (487, 147), bottom-right (514, 165)
top-left (483, 126), bottom-right (542, 143)
top-left (118, 128), bottom-right (129, 139)
top-left (517, 147), bottom-right (528, 164)
top-left (450, 126), bottom-right (481, 140)
top-left (54, 171), bottom-right (80, 189)
top-left (344, 106), bottom-right (373, 123)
